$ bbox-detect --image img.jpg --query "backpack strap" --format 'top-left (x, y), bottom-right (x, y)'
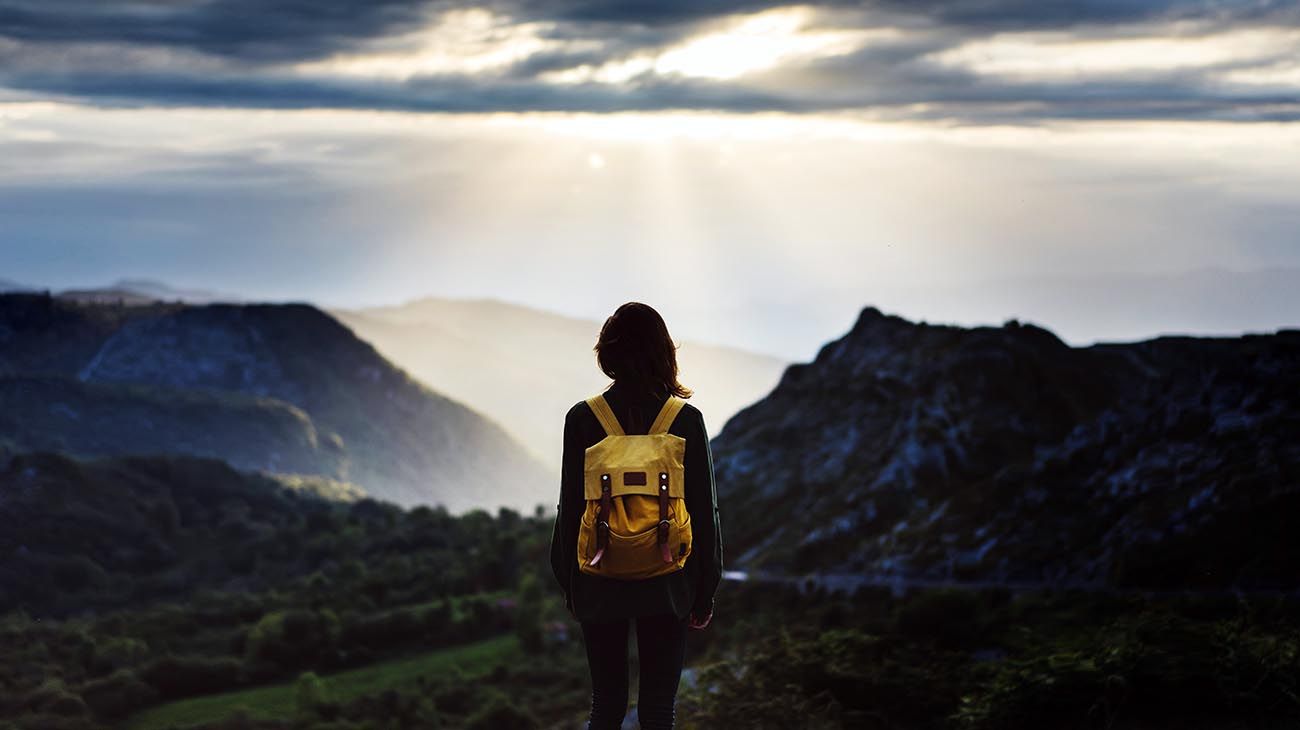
top-left (586, 394), bottom-right (625, 437)
top-left (657, 470), bottom-right (672, 563)
top-left (648, 396), bottom-right (686, 435)
top-left (590, 472), bottom-right (613, 568)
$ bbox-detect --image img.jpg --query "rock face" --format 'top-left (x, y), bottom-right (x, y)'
top-left (711, 307), bottom-right (1300, 590)
top-left (0, 376), bottom-right (339, 478)
top-left (0, 294), bottom-right (549, 512)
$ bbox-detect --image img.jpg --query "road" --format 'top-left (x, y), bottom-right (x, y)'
top-left (721, 569), bottom-right (1300, 598)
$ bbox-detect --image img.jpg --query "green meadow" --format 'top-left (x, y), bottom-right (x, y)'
top-left (127, 636), bottom-right (519, 730)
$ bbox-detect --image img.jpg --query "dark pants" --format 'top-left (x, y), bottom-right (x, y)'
top-left (580, 613), bottom-right (687, 730)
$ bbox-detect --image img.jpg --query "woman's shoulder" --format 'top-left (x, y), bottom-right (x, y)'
top-left (565, 398), bottom-right (608, 430)
top-left (565, 399), bottom-right (593, 423)
top-left (677, 399), bottom-right (702, 419)
top-left (674, 399), bottom-right (707, 434)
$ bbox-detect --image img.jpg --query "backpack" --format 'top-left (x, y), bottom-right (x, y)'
top-left (577, 392), bottom-right (693, 580)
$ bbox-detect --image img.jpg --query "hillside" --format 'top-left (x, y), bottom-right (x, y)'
top-left (0, 451), bottom-right (561, 730)
top-left (333, 297), bottom-right (787, 468)
top-left (0, 294), bottom-right (549, 512)
top-left (711, 307), bottom-right (1300, 589)
top-left (0, 376), bottom-right (341, 477)
top-left (0, 452), bottom-right (362, 616)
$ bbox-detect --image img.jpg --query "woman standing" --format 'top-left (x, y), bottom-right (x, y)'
top-left (550, 301), bottom-right (724, 730)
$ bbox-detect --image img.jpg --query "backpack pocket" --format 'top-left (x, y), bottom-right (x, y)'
top-left (578, 502), bottom-right (691, 580)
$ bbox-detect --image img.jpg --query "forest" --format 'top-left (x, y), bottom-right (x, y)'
top-left (2, 452), bottom-right (1298, 729)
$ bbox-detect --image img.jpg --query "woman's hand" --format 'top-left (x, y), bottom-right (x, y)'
top-left (688, 606), bottom-right (713, 630)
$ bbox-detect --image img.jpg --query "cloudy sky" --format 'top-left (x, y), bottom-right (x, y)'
top-left (1, 0), bottom-right (1298, 358)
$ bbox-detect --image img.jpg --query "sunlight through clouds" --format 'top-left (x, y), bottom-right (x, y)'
top-left (925, 26), bottom-right (1300, 79)
top-left (1217, 60), bottom-right (1300, 89)
top-left (1, 1), bottom-right (1295, 120)
top-left (484, 111), bottom-right (931, 143)
top-left (288, 8), bottom-right (579, 80)
top-left (3, 0), bottom-right (1299, 354)
top-left (541, 6), bottom-right (896, 84)
top-left (651, 7), bottom-right (893, 80)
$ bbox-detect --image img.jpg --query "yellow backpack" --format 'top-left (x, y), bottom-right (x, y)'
top-left (577, 393), bottom-right (693, 580)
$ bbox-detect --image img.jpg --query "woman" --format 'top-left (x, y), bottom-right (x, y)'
top-left (550, 301), bottom-right (724, 730)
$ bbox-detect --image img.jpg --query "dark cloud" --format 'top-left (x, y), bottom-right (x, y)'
top-left (0, 0), bottom-right (439, 61)
top-left (0, 0), bottom-right (1297, 122)
top-left (7, 63), bottom-right (1295, 124)
top-left (0, 68), bottom-right (798, 114)
top-left (507, 0), bottom-right (839, 24)
top-left (497, 0), bottom-right (1295, 28)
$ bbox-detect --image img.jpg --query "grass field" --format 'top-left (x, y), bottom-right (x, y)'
top-left (126, 635), bottom-right (520, 730)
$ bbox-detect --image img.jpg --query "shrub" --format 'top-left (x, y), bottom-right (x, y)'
top-left (294, 671), bottom-right (333, 721)
top-left (90, 636), bottom-right (150, 674)
top-left (139, 654), bottom-right (243, 699)
top-left (339, 606), bottom-right (423, 654)
top-left (19, 679), bottom-right (86, 717)
top-left (515, 574), bottom-right (544, 654)
top-left (78, 669), bottom-right (159, 720)
top-left (244, 608), bottom-right (340, 675)
top-left (893, 588), bottom-right (988, 650)
top-left (465, 691), bottom-right (537, 730)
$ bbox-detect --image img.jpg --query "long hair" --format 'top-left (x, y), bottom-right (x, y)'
top-left (593, 302), bottom-right (692, 398)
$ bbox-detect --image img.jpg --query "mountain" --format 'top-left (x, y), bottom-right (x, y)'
top-left (55, 278), bottom-right (238, 306)
top-left (0, 277), bottom-right (237, 305)
top-left (109, 278), bottom-right (237, 303)
top-left (0, 293), bottom-right (549, 512)
top-left (0, 375), bottom-right (343, 477)
top-left (333, 297), bottom-right (788, 469)
top-left (711, 306), bottom-right (1300, 589)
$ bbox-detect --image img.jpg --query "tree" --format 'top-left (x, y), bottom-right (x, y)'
top-left (294, 671), bottom-right (329, 721)
top-left (515, 573), bottom-right (544, 654)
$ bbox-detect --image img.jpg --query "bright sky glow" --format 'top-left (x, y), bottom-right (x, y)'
top-left (927, 27), bottom-right (1300, 79)
top-left (2, 1), bottom-right (1298, 357)
top-left (542, 7), bottom-right (895, 84)
top-left (289, 9), bottom-right (574, 80)
top-left (1217, 60), bottom-right (1300, 88)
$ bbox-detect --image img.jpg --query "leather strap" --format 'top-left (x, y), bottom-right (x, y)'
top-left (648, 396), bottom-right (686, 435)
top-left (586, 395), bottom-right (625, 437)
top-left (657, 470), bottom-right (672, 563)
top-left (590, 473), bottom-right (612, 568)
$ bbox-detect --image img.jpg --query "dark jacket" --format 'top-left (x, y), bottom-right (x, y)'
top-left (549, 379), bottom-right (724, 623)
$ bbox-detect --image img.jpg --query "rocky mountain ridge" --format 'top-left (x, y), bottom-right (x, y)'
top-left (710, 307), bottom-right (1300, 589)
top-left (0, 293), bottom-right (549, 512)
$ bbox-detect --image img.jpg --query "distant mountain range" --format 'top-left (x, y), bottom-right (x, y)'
top-left (0, 278), bottom-right (238, 304)
top-left (5, 281), bottom-right (787, 469)
top-left (0, 294), bottom-right (548, 512)
top-left (56, 279), bottom-right (237, 306)
top-left (713, 307), bottom-right (1300, 590)
top-left (10, 278), bottom-right (1296, 593)
top-left (333, 297), bottom-right (788, 469)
